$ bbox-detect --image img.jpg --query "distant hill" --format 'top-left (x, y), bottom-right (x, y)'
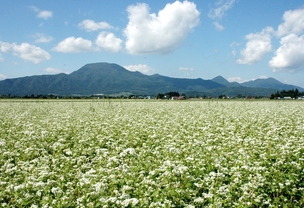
top-left (0, 62), bottom-right (302, 97)
top-left (0, 63), bottom-right (224, 96)
top-left (241, 78), bottom-right (302, 91)
top-left (211, 76), bottom-right (241, 87)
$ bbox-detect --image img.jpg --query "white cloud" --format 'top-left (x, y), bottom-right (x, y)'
top-left (227, 75), bottom-right (268, 83)
top-left (124, 1), bottom-right (200, 54)
top-left (124, 64), bottom-right (155, 75)
top-left (235, 8), bottom-right (304, 74)
top-left (0, 73), bottom-right (6, 80)
top-left (277, 8), bottom-right (304, 37)
top-left (34, 33), bottom-right (54, 43)
top-left (78, 19), bottom-right (113, 32)
top-left (237, 27), bottom-right (273, 65)
top-left (213, 21), bottom-right (224, 31)
top-left (269, 34), bottom-right (304, 72)
top-left (179, 67), bottom-right (193, 71)
top-left (43, 67), bottom-right (67, 74)
top-left (0, 41), bottom-right (13, 52)
top-left (30, 6), bottom-right (53, 19)
top-left (267, 8), bottom-right (304, 73)
top-left (208, 0), bottom-right (238, 19)
top-left (95, 32), bottom-right (122, 52)
top-left (53, 37), bottom-right (95, 53)
top-left (227, 76), bottom-right (242, 82)
top-left (259, 75), bottom-right (268, 79)
top-left (0, 41), bottom-right (51, 63)
top-left (38, 10), bottom-right (53, 19)
top-left (227, 76), bottom-right (268, 83)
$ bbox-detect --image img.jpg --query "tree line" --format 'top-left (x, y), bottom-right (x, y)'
top-left (156, 91), bottom-right (186, 99)
top-left (270, 89), bottom-right (304, 99)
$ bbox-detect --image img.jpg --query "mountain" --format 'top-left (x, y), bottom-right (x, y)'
top-left (241, 78), bottom-right (303, 91)
top-left (211, 76), bottom-right (304, 92)
top-left (0, 63), bottom-right (225, 96)
top-left (211, 76), bottom-right (241, 87)
top-left (0, 62), bottom-right (302, 97)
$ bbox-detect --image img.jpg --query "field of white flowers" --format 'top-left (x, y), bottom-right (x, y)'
top-left (0, 100), bottom-right (303, 207)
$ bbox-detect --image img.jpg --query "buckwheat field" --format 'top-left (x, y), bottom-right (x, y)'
top-left (0, 100), bottom-right (303, 207)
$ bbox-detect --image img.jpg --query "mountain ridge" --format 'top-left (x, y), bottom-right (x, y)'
top-left (0, 62), bottom-right (302, 97)
top-left (211, 76), bottom-right (241, 87)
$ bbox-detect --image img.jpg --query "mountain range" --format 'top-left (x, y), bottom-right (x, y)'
top-left (0, 62), bottom-right (302, 97)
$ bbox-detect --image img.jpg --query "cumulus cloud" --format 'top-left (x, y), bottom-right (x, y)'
top-left (0, 41), bottom-right (50, 63)
top-left (78, 19), bottom-right (113, 32)
top-left (277, 8), bottom-right (304, 37)
top-left (237, 7), bottom-right (304, 73)
top-left (267, 8), bottom-right (304, 72)
top-left (179, 67), bottom-right (193, 71)
top-left (208, 0), bottom-right (238, 19)
top-left (43, 67), bottom-right (67, 74)
top-left (34, 33), bottom-right (54, 43)
top-left (30, 6), bottom-right (53, 19)
top-left (95, 32), bottom-right (122, 52)
top-left (269, 34), bottom-right (304, 72)
top-left (124, 1), bottom-right (200, 54)
top-left (124, 64), bottom-right (155, 75)
top-left (237, 27), bottom-right (273, 64)
top-left (53, 37), bottom-right (95, 53)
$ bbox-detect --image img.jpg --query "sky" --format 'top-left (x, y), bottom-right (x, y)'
top-left (1, 0), bottom-right (304, 88)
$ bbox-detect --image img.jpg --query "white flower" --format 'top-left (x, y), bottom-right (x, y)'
top-left (119, 148), bottom-right (136, 157)
top-left (121, 198), bottom-right (139, 207)
top-left (194, 197), bottom-right (204, 203)
top-left (202, 193), bottom-right (213, 199)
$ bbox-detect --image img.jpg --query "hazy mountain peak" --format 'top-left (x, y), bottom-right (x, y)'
top-left (212, 76), bottom-right (229, 85)
top-left (212, 75), bottom-right (241, 87)
top-left (241, 77), bottom-right (302, 90)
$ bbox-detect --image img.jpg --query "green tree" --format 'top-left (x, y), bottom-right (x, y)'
top-left (157, 93), bottom-right (165, 99)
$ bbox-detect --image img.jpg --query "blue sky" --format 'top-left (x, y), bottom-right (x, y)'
top-left (1, 0), bottom-right (304, 88)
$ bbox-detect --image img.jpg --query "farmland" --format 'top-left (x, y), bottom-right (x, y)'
top-left (0, 100), bottom-right (303, 207)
